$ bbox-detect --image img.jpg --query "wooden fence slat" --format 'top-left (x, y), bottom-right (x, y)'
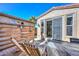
top-left (0, 46), bottom-right (21, 56)
top-left (0, 43), bottom-right (15, 51)
top-left (0, 39), bottom-right (24, 47)
top-left (0, 40), bottom-right (11, 46)
top-left (0, 37), bottom-right (11, 41)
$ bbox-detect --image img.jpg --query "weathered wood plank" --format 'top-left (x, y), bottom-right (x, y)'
top-left (0, 39), bottom-right (24, 46)
top-left (0, 37), bottom-right (11, 41)
top-left (0, 46), bottom-right (21, 56)
top-left (0, 33), bottom-right (10, 37)
top-left (0, 43), bottom-right (15, 51)
top-left (0, 40), bottom-right (11, 46)
top-left (0, 24), bottom-right (17, 28)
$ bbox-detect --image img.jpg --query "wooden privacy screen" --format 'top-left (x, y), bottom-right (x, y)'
top-left (0, 23), bottom-right (35, 56)
top-left (0, 24), bottom-right (22, 56)
top-left (21, 26), bottom-right (35, 41)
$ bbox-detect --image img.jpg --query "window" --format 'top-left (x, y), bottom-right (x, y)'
top-left (66, 14), bottom-right (73, 36)
top-left (67, 26), bottom-right (72, 36)
top-left (67, 17), bottom-right (72, 25)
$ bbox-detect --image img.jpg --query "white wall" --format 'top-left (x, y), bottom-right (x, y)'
top-left (37, 8), bottom-right (79, 40)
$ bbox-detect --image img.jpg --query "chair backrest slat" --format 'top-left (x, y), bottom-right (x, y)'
top-left (23, 43), bottom-right (41, 56)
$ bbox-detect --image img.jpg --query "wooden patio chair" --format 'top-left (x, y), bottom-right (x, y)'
top-left (21, 43), bottom-right (48, 56)
top-left (11, 37), bottom-right (47, 56)
top-left (20, 43), bottom-right (41, 56)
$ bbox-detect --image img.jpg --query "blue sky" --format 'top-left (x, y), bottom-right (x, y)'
top-left (0, 3), bottom-right (71, 20)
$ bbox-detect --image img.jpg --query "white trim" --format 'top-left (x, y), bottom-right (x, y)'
top-left (73, 13), bottom-right (77, 37)
top-left (62, 16), bottom-right (65, 41)
top-left (44, 20), bottom-right (46, 38)
top-left (72, 14), bottom-right (75, 36)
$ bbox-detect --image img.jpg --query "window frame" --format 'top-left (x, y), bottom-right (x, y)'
top-left (66, 14), bottom-right (73, 36)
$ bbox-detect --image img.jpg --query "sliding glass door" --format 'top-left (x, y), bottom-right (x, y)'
top-left (46, 20), bottom-right (52, 37)
top-left (52, 17), bottom-right (62, 40)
